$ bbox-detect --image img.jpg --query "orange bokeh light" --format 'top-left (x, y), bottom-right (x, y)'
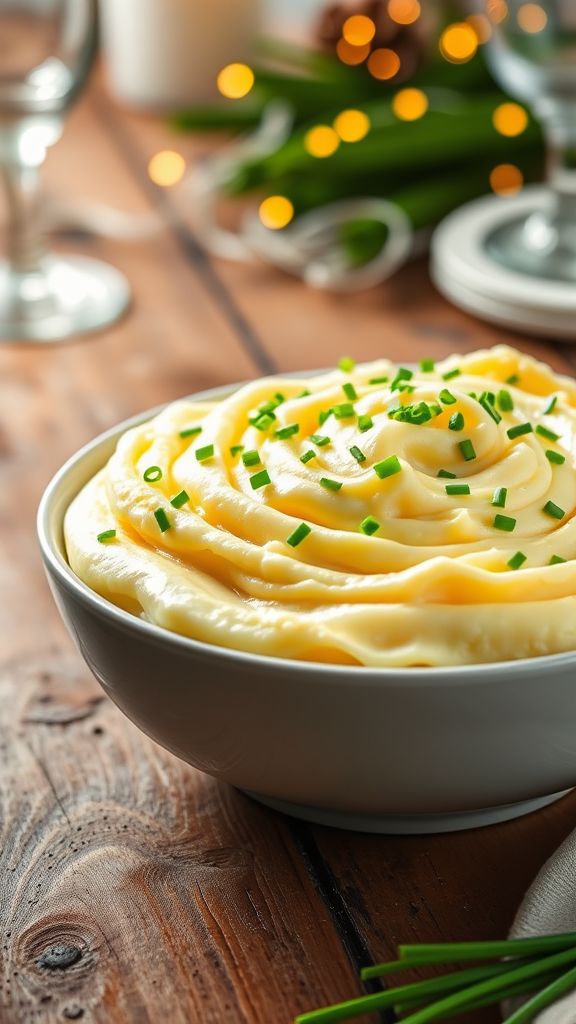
top-left (490, 164), bottom-right (524, 195)
top-left (493, 102), bottom-right (529, 137)
top-left (392, 88), bottom-right (429, 121)
top-left (387, 0), bottom-right (421, 25)
top-left (367, 48), bottom-right (401, 80)
top-left (342, 14), bottom-right (376, 46)
top-left (517, 3), bottom-right (548, 33)
top-left (440, 22), bottom-right (479, 63)
top-left (336, 38), bottom-right (370, 65)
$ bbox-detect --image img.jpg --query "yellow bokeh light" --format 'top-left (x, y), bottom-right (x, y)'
top-left (490, 163), bottom-right (524, 195)
top-left (333, 109), bottom-right (371, 143)
top-left (486, 0), bottom-right (508, 23)
top-left (466, 14), bottom-right (492, 43)
top-left (517, 3), bottom-right (547, 33)
top-left (259, 195), bottom-right (295, 230)
top-left (388, 0), bottom-right (421, 25)
top-left (304, 125), bottom-right (341, 158)
top-left (493, 101), bottom-right (529, 136)
top-left (392, 87), bottom-right (429, 121)
top-left (440, 22), bottom-right (479, 63)
top-left (367, 48), bottom-right (401, 80)
top-left (148, 150), bottom-right (186, 188)
top-left (217, 62), bottom-right (255, 99)
top-left (342, 14), bottom-right (376, 46)
top-left (336, 38), bottom-right (370, 65)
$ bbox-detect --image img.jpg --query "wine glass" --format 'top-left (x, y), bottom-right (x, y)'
top-left (0, 0), bottom-right (130, 342)
top-left (480, 0), bottom-right (576, 282)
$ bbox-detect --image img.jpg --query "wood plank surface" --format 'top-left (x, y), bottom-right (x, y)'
top-left (2, 71), bottom-right (576, 1024)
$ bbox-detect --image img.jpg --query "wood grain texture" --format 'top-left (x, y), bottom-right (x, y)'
top-left (2, 71), bottom-right (576, 1024)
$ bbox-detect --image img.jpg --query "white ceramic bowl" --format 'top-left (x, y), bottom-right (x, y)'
top-left (37, 383), bottom-right (576, 834)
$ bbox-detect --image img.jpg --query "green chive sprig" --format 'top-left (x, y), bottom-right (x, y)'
top-left (536, 424), bottom-right (560, 442)
top-left (546, 450), bottom-right (566, 465)
top-left (494, 514), bottom-right (516, 532)
top-left (338, 356), bottom-right (355, 372)
top-left (446, 483), bottom-right (470, 496)
top-left (143, 465), bottom-right (162, 483)
top-left (492, 487), bottom-right (507, 508)
top-left (349, 446), bottom-right (366, 463)
top-left (320, 477), bottom-right (343, 492)
top-left (242, 450), bottom-right (261, 467)
top-left (508, 551), bottom-right (526, 570)
top-left (448, 412), bottom-right (464, 432)
top-left (179, 425), bottom-right (202, 439)
top-left (358, 415), bottom-right (373, 433)
top-left (294, 932), bottom-right (576, 1024)
top-left (458, 439), bottom-right (476, 461)
top-left (342, 383), bottom-right (357, 401)
top-left (442, 367), bottom-right (461, 381)
top-left (170, 490), bottom-right (189, 509)
top-left (286, 522), bottom-right (311, 547)
top-left (359, 516), bottom-right (380, 535)
top-left (196, 444), bottom-right (215, 462)
top-left (374, 455), bottom-right (402, 479)
top-left (507, 423), bottom-right (533, 440)
top-left (543, 501), bottom-right (565, 521)
top-left (250, 469), bottom-right (271, 490)
top-left (97, 529), bottom-right (116, 543)
top-left (420, 358), bottom-right (435, 372)
top-left (300, 450), bottom-right (316, 464)
top-left (154, 508), bottom-right (171, 533)
top-left (544, 395), bottom-right (558, 414)
top-left (275, 423), bottom-right (300, 439)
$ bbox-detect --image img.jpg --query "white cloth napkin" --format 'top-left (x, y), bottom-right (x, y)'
top-left (508, 828), bottom-right (576, 1023)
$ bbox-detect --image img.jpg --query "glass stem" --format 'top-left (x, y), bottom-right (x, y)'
top-left (0, 158), bottom-right (45, 275)
top-left (538, 97), bottom-right (576, 253)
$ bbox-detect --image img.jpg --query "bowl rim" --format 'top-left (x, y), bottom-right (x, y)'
top-left (37, 376), bottom-right (576, 684)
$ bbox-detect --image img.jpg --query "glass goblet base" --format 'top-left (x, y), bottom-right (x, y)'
top-left (0, 254), bottom-right (131, 343)
top-left (486, 211), bottom-right (576, 284)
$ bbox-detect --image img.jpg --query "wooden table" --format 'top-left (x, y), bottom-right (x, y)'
top-left (2, 74), bottom-right (576, 1024)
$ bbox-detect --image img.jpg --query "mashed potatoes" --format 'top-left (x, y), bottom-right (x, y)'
top-left (65, 346), bottom-right (576, 666)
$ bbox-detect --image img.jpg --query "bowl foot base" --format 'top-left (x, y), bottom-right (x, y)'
top-left (243, 789), bottom-right (573, 834)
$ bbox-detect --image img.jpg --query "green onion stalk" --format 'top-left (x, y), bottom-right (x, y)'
top-left (294, 933), bottom-right (576, 1024)
top-left (171, 37), bottom-right (544, 275)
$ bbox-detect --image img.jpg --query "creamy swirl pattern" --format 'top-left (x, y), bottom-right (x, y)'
top-left (65, 346), bottom-right (576, 666)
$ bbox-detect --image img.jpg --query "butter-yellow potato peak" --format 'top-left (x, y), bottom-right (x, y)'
top-left (65, 346), bottom-right (576, 667)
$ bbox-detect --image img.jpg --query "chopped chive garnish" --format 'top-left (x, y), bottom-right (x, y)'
top-left (333, 402), bottom-right (355, 419)
top-left (429, 403), bottom-right (442, 416)
top-left (544, 395), bottom-right (558, 414)
top-left (342, 382), bottom-right (357, 401)
top-left (479, 392), bottom-right (501, 424)
top-left (170, 490), bottom-right (189, 509)
top-left (358, 414), bottom-right (374, 433)
top-left (230, 445), bottom-right (244, 457)
top-left (296, 389), bottom-right (311, 399)
top-left (320, 477), bottom-right (343, 492)
top-left (446, 483), bottom-right (470, 495)
top-left (449, 412), bottom-right (465, 431)
top-left (360, 515), bottom-right (380, 536)
top-left (506, 373), bottom-right (520, 385)
top-left (391, 367), bottom-right (413, 390)
top-left (338, 356), bottom-right (355, 372)
top-left (179, 425), bottom-right (202, 439)
top-left (274, 393), bottom-right (285, 405)
top-left (536, 424), bottom-right (560, 442)
top-left (349, 445), bottom-right (366, 463)
top-left (97, 529), bottom-right (116, 543)
top-left (250, 469), bottom-right (271, 490)
top-left (374, 455), bottom-right (402, 479)
top-left (286, 522), bottom-right (311, 547)
top-left (143, 465), bottom-right (162, 483)
top-left (369, 375), bottom-right (388, 385)
top-left (543, 500), bottom-right (565, 520)
top-left (493, 513), bottom-right (516, 532)
top-left (508, 551), bottom-right (526, 570)
top-left (300, 450), bottom-right (316, 464)
top-left (439, 389), bottom-right (457, 405)
top-left (310, 433), bottom-right (330, 447)
top-left (318, 409), bottom-right (333, 426)
top-left (196, 444), bottom-right (215, 462)
top-left (497, 389), bottom-right (514, 412)
top-left (546, 449), bottom-right (566, 465)
top-left (507, 422), bottom-right (533, 440)
top-left (420, 358), bottom-right (435, 372)
top-left (252, 412), bottom-right (275, 431)
top-left (550, 554), bottom-right (566, 564)
top-left (154, 508), bottom-right (171, 533)
top-left (492, 487), bottom-right (507, 508)
top-left (275, 423), bottom-right (300, 440)
top-left (242, 449), bottom-right (261, 467)
top-left (442, 367), bottom-right (461, 380)
top-left (458, 439), bottom-right (476, 461)
top-left (437, 469), bottom-right (456, 479)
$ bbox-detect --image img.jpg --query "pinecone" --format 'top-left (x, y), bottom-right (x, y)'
top-left (315, 0), bottom-right (429, 81)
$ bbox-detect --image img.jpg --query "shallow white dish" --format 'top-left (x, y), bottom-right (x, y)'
top-left (37, 381), bottom-right (576, 834)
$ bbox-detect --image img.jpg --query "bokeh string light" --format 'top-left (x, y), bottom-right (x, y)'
top-left (517, 3), bottom-right (548, 33)
top-left (387, 0), bottom-right (421, 25)
top-left (392, 87), bottom-right (429, 121)
top-left (336, 38), bottom-right (370, 65)
top-left (367, 48), bottom-right (401, 80)
top-left (439, 22), bottom-right (479, 63)
top-left (342, 14), bottom-right (376, 46)
top-left (493, 101), bottom-right (529, 136)
top-left (258, 195), bottom-right (295, 229)
top-left (465, 14), bottom-right (492, 44)
top-left (304, 125), bottom-right (341, 158)
top-left (490, 163), bottom-right (524, 195)
top-left (148, 150), bottom-right (186, 187)
top-left (216, 63), bottom-right (255, 99)
top-left (333, 109), bottom-right (371, 142)
top-left (486, 0), bottom-right (508, 24)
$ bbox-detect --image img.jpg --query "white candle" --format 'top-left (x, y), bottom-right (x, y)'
top-left (99, 0), bottom-right (262, 109)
